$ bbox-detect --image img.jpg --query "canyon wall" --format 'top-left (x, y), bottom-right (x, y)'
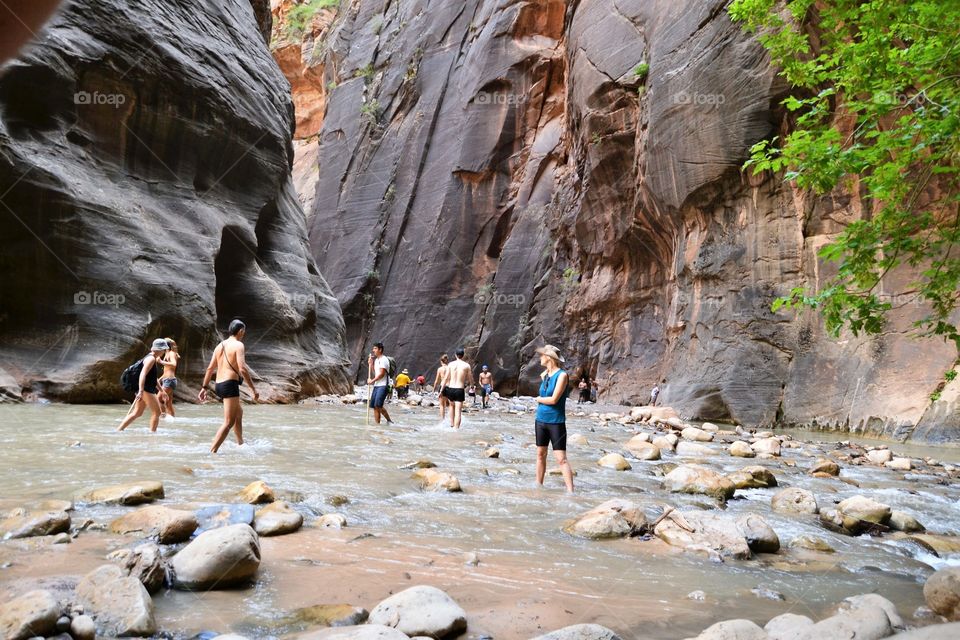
top-left (0, 0), bottom-right (351, 402)
top-left (286, 0), bottom-right (957, 441)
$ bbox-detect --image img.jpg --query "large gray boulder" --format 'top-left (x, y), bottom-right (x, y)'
top-left (663, 465), bottom-right (736, 500)
top-left (925, 567), bottom-right (960, 621)
top-left (171, 523), bottom-right (261, 590)
top-left (367, 586), bottom-right (467, 638)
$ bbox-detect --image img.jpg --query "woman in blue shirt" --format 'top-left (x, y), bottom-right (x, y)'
top-left (534, 344), bottom-right (574, 492)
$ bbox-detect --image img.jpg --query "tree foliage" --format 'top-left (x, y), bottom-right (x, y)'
top-left (729, 0), bottom-right (960, 349)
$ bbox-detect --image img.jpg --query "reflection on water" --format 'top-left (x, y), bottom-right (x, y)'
top-left (0, 402), bottom-right (958, 639)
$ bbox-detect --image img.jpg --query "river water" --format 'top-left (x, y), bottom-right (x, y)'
top-left (0, 401), bottom-right (958, 639)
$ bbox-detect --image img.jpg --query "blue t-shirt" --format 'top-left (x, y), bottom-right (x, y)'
top-left (535, 369), bottom-right (567, 424)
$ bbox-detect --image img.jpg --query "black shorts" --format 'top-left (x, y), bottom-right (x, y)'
top-left (442, 387), bottom-right (466, 403)
top-left (215, 379), bottom-right (240, 399)
top-left (535, 420), bottom-right (567, 451)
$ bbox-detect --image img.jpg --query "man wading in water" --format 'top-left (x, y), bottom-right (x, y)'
top-left (367, 342), bottom-right (393, 425)
top-left (478, 364), bottom-right (493, 409)
top-left (118, 338), bottom-right (170, 433)
top-left (441, 347), bottom-right (473, 429)
top-left (534, 344), bottom-right (574, 492)
top-left (199, 319), bottom-right (259, 453)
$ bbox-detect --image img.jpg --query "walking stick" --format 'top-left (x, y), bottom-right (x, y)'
top-left (365, 355), bottom-right (371, 427)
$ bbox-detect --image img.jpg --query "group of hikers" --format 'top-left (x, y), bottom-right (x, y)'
top-left (116, 323), bottom-right (579, 492)
top-left (118, 319), bottom-right (258, 453)
top-left (366, 342), bottom-right (575, 492)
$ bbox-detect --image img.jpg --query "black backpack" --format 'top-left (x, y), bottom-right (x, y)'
top-left (120, 358), bottom-right (144, 392)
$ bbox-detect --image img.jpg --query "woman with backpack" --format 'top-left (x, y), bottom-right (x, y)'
top-left (117, 338), bottom-right (169, 433)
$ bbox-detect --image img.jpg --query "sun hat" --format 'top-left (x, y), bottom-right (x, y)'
top-left (151, 338), bottom-right (169, 351)
top-left (535, 344), bottom-right (565, 363)
top-left (482, 364), bottom-right (489, 370)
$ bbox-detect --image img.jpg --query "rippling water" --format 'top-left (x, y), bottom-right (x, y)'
top-left (1, 401), bottom-right (958, 639)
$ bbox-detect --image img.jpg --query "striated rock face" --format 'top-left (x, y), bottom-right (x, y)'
top-left (285, 0), bottom-right (955, 440)
top-left (0, 0), bottom-right (350, 402)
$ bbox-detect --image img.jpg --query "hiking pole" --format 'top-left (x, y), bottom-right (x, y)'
top-left (365, 355), bottom-right (371, 427)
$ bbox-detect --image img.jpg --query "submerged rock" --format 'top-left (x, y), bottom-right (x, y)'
top-left (888, 511), bottom-right (925, 533)
top-left (675, 441), bottom-right (718, 457)
top-left (317, 513), bottom-right (348, 528)
top-left (171, 524), bottom-right (261, 590)
top-left (0, 589), bottom-right (60, 640)
top-left (411, 469), bottom-right (462, 492)
top-left (289, 603), bottom-right (369, 628)
top-left (367, 585), bottom-right (467, 638)
top-left (735, 514), bottom-right (780, 553)
top-left (194, 504), bottom-right (257, 534)
top-left (296, 624), bottom-right (411, 639)
top-left (788, 536), bottom-right (835, 553)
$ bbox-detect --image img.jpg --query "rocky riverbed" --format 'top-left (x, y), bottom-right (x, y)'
top-left (0, 397), bottom-right (959, 639)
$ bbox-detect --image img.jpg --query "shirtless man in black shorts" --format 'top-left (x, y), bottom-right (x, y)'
top-left (199, 319), bottom-right (259, 453)
top-left (441, 348), bottom-right (473, 429)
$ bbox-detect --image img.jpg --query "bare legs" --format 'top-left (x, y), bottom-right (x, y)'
top-left (439, 395), bottom-right (448, 421)
top-left (536, 446), bottom-right (574, 493)
top-left (211, 397), bottom-right (241, 453)
top-left (117, 393), bottom-right (162, 432)
top-left (162, 385), bottom-right (176, 417)
top-left (451, 400), bottom-right (463, 429)
top-left (373, 404), bottom-right (392, 425)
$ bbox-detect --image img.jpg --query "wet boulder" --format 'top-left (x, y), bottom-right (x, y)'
top-left (663, 465), bottom-right (735, 500)
top-left (624, 437), bottom-right (661, 461)
top-left (809, 459), bottom-right (840, 477)
top-left (194, 504), bottom-right (256, 534)
top-left (107, 543), bottom-right (166, 594)
top-left (77, 481), bottom-right (164, 505)
top-left (109, 505), bottom-right (198, 543)
top-left (675, 441), bottom-right (718, 457)
top-left (681, 427), bottom-right (714, 442)
top-left (171, 523), bottom-right (261, 590)
top-left (735, 514), bottom-right (780, 553)
top-left (0, 589), bottom-right (60, 640)
top-left (726, 466), bottom-right (777, 490)
top-left (532, 624), bottom-right (624, 639)
top-left (564, 499), bottom-right (647, 540)
top-left (239, 480), bottom-right (275, 504)
top-left (597, 453), bottom-right (632, 471)
top-left (653, 434), bottom-right (678, 451)
top-left (867, 449), bottom-right (893, 465)
top-left (654, 511), bottom-right (752, 560)
top-left (317, 513), bottom-right (348, 528)
top-left (729, 441), bottom-right (756, 458)
top-left (888, 511), bottom-right (925, 533)
top-left (687, 619), bottom-right (768, 639)
top-left (771, 488), bottom-right (818, 515)
top-left (924, 567), bottom-right (960, 621)
top-left (752, 438), bottom-right (781, 457)
top-left (254, 501), bottom-right (303, 536)
top-left (76, 564), bottom-right (156, 637)
top-left (822, 495), bottom-right (892, 534)
top-left (0, 507), bottom-right (70, 539)
top-left (764, 613), bottom-right (814, 639)
top-left (367, 585), bottom-right (467, 638)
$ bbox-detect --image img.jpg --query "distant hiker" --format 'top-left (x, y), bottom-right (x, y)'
top-left (650, 383), bottom-right (661, 406)
top-left (433, 354), bottom-right (450, 421)
top-left (118, 338), bottom-right (169, 433)
top-left (478, 364), bottom-right (493, 409)
top-left (199, 319), bottom-right (260, 453)
top-left (395, 368), bottom-right (411, 400)
top-left (415, 374), bottom-right (426, 393)
top-left (158, 337), bottom-right (181, 418)
top-left (468, 384), bottom-right (477, 407)
top-left (441, 347), bottom-right (473, 429)
top-left (577, 374), bottom-right (591, 405)
top-left (366, 342), bottom-right (393, 425)
top-left (534, 344), bottom-right (574, 493)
